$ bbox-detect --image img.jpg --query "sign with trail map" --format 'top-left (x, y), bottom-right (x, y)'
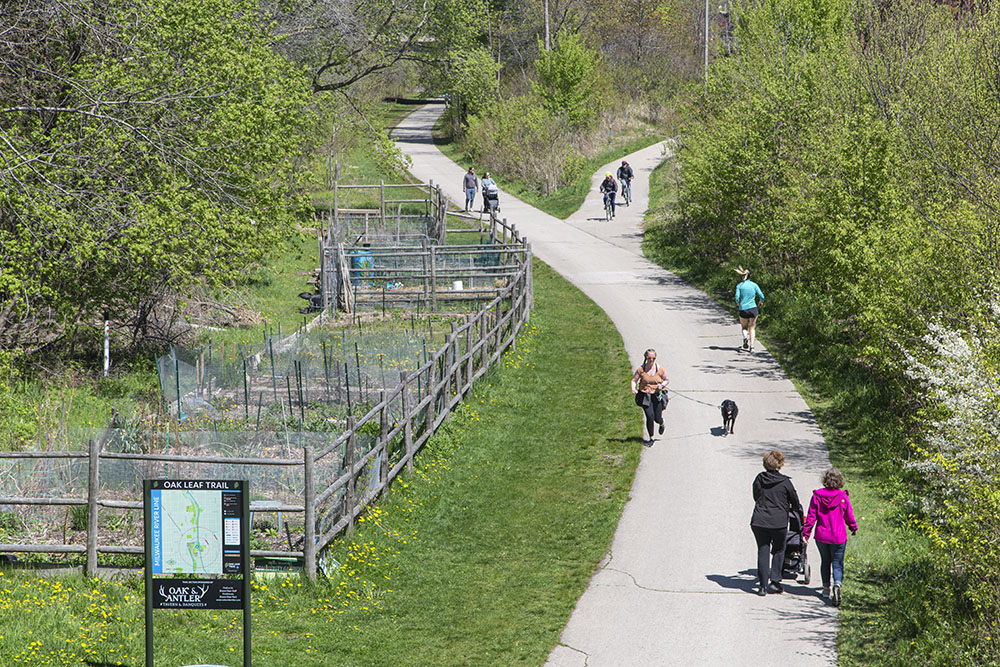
top-left (143, 479), bottom-right (251, 667)
top-left (148, 479), bottom-right (244, 576)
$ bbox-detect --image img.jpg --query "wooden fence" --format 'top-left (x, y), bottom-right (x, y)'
top-left (0, 216), bottom-right (532, 581)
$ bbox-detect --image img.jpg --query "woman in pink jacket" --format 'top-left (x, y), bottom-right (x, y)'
top-left (802, 468), bottom-right (858, 606)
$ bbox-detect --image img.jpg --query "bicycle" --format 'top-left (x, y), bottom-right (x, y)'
top-left (603, 193), bottom-right (613, 222)
top-left (621, 179), bottom-right (632, 206)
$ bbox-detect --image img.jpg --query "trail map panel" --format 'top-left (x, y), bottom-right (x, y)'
top-left (149, 480), bottom-right (244, 575)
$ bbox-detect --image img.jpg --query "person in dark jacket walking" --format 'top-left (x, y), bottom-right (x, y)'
top-left (750, 450), bottom-right (802, 596)
top-left (463, 167), bottom-right (478, 211)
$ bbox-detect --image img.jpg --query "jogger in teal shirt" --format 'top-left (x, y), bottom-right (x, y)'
top-left (735, 268), bottom-right (764, 353)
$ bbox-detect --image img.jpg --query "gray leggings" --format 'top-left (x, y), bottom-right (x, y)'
top-left (637, 393), bottom-right (664, 438)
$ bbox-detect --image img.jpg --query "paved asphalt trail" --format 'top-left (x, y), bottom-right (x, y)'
top-left (393, 103), bottom-right (837, 666)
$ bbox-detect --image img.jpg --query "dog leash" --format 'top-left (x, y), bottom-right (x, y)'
top-left (664, 389), bottom-right (723, 409)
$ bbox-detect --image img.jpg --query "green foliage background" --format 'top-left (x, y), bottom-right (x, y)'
top-left (0, 0), bottom-right (317, 353)
top-left (645, 0), bottom-right (1000, 658)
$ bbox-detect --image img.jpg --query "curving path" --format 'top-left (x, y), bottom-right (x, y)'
top-left (393, 103), bottom-right (836, 666)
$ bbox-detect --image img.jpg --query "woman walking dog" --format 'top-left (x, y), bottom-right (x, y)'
top-left (630, 348), bottom-right (669, 446)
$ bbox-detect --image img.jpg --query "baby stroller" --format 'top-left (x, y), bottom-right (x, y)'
top-left (483, 183), bottom-right (499, 213)
top-left (782, 508), bottom-right (811, 584)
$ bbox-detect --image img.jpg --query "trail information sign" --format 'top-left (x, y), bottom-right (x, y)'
top-left (144, 479), bottom-right (251, 667)
top-left (149, 480), bottom-right (244, 576)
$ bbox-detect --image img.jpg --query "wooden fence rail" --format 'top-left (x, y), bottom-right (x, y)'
top-left (0, 211), bottom-right (532, 581)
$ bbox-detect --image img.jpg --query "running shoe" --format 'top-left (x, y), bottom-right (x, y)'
top-left (832, 585), bottom-right (842, 606)
top-left (742, 338), bottom-right (749, 350)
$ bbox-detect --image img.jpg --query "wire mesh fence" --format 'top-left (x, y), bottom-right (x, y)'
top-left (155, 312), bottom-right (464, 430)
top-left (0, 187), bottom-right (533, 576)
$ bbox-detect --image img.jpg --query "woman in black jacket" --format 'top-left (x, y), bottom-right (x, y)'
top-left (750, 450), bottom-right (802, 596)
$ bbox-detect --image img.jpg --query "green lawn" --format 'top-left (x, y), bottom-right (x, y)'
top-left (432, 114), bottom-right (662, 219)
top-left (0, 259), bottom-right (640, 666)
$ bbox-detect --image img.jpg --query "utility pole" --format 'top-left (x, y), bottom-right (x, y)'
top-left (544, 0), bottom-right (551, 51)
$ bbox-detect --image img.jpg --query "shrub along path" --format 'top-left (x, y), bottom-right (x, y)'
top-left (395, 103), bottom-right (838, 666)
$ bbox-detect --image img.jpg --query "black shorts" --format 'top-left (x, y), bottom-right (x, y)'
top-left (739, 308), bottom-right (759, 319)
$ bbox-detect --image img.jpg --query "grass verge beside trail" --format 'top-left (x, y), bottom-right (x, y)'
top-left (0, 259), bottom-right (641, 666)
top-left (642, 161), bottom-right (981, 665)
top-left (432, 114), bottom-right (661, 219)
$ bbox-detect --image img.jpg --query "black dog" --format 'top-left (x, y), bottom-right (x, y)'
top-left (721, 399), bottom-right (738, 436)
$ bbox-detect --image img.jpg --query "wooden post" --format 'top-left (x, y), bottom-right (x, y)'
top-left (378, 390), bottom-right (389, 496)
top-left (495, 299), bottom-right (503, 356)
top-left (401, 371), bottom-right (414, 472)
top-left (479, 310), bottom-right (488, 371)
top-left (429, 245), bottom-right (438, 311)
top-left (346, 416), bottom-right (356, 535)
top-left (449, 322), bottom-right (458, 399)
top-left (304, 445), bottom-right (316, 582)
top-left (466, 316), bottom-right (474, 390)
top-left (380, 180), bottom-right (386, 224)
top-left (333, 182), bottom-right (339, 232)
top-left (427, 354), bottom-right (438, 428)
top-left (526, 242), bottom-right (533, 310)
top-left (86, 438), bottom-right (99, 577)
top-left (421, 239), bottom-right (429, 308)
top-left (439, 190), bottom-right (447, 244)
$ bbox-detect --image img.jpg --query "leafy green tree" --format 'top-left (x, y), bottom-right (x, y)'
top-left (0, 0), bottom-right (316, 352)
top-left (532, 32), bottom-right (607, 126)
top-left (446, 47), bottom-right (502, 119)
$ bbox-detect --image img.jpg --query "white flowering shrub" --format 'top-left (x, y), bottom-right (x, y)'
top-left (904, 306), bottom-right (1000, 615)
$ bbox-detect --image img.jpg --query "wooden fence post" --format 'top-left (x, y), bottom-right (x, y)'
top-left (86, 438), bottom-right (99, 577)
top-left (429, 245), bottom-right (438, 311)
top-left (465, 316), bottom-right (474, 391)
top-left (379, 390), bottom-right (389, 497)
top-left (401, 371), bottom-right (414, 472)
top-left (427, 354), bottom-right (438, 428)
top-left (495, 299), bottom-right (503, 357)
top-left (346, 416), bottom-right (356, 535)
top-left (421, 239), bottom-right (429, 308)
top-left (439, 190), bottom-right (447, 244)
top-left (304, 445), bottom-right (316, 582)
top-left (526, 242), bottom-right (533, 310)
top-left (479, 310), bottom-right (488, 371)
top-left (449, 322), bottom-right (458, 400)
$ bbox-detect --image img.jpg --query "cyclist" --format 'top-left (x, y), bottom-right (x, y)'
top-left (735, 266), bottom-right (764, 353)
top-left (617, 160), bottom-right (633, 205)
top-left (600, 171), bottom-right (618, 218)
